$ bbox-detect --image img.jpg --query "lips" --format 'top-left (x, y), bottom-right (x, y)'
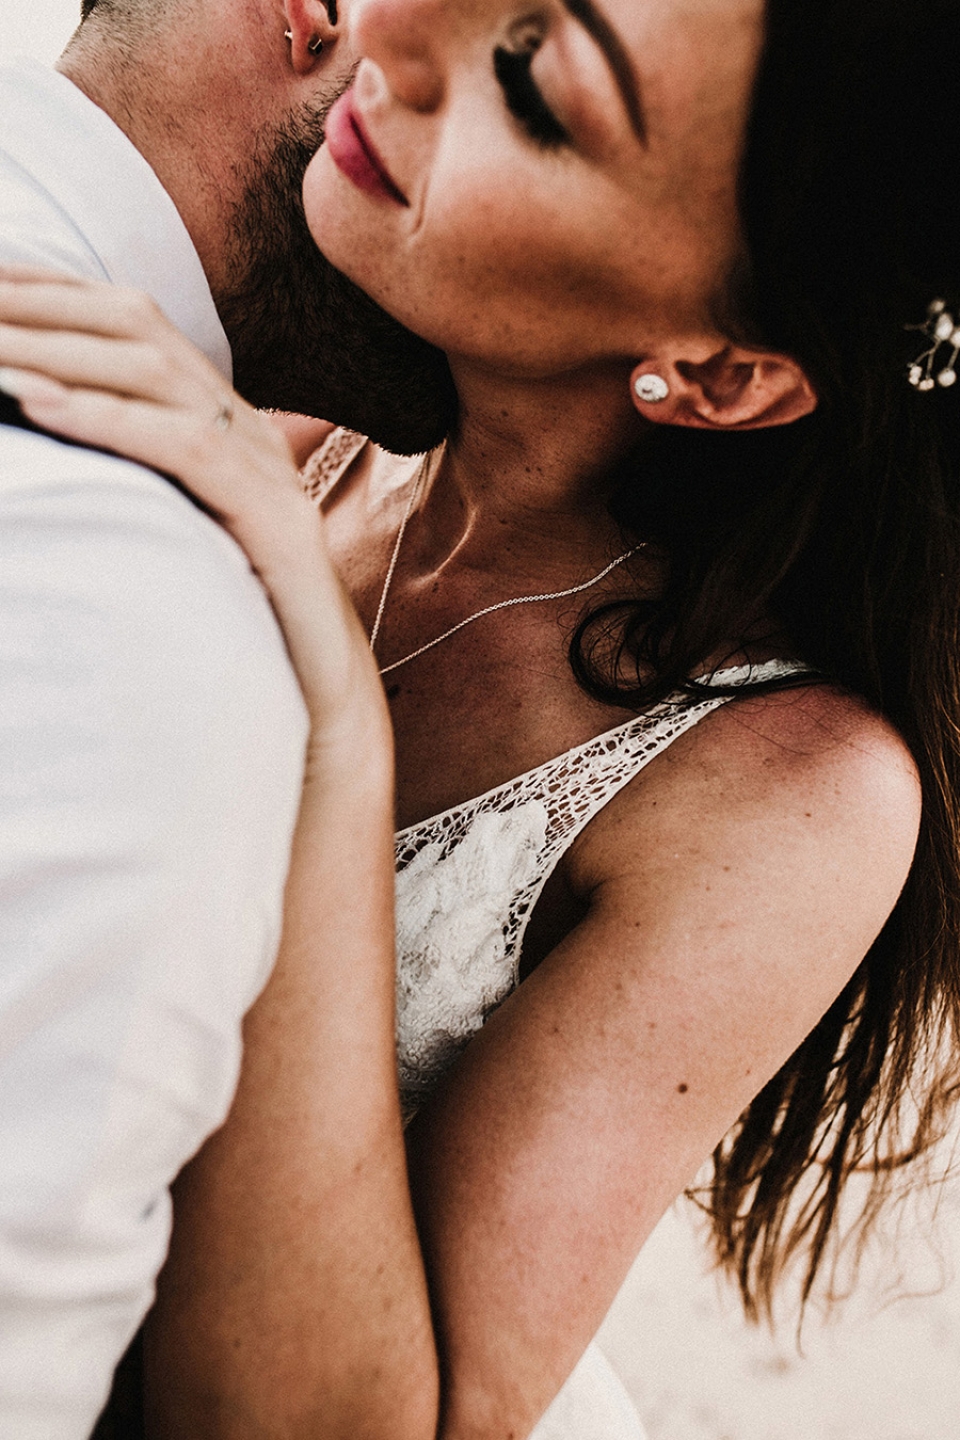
top-left (324, 93), bottom-right (410, 207)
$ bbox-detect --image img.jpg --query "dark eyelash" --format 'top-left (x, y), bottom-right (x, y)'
top-left (493, 45), bottom-right (570, 149)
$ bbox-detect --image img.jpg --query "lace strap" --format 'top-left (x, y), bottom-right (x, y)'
top-left (529, 688), bottom-right (741, 868)
top-left (504, 663), bottom-right (807, 976)
top-left (299, 427), bottom-right (367, 506)
top-left (464, 694), bottom-right (701, 980)
top-left (393, 661), bottom-right (807, 983)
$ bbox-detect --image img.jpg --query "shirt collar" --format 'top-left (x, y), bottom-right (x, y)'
top-left (0, 58), bottom-right (232, 381)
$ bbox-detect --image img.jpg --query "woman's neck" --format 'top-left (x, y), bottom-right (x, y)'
top-left (410, 359), bottom-right (646, 580)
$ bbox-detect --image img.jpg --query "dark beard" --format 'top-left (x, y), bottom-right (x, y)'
top-left (217, 96), bottom-right (457, 456)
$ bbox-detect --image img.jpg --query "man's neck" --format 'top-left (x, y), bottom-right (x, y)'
top-left (56, 23), bottom-right (250, 303)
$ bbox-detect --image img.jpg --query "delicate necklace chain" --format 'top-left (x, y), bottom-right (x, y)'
top-left (369, 448), bottom-right (435, 656)
top-left (370, 447), bottom-right (643, 678)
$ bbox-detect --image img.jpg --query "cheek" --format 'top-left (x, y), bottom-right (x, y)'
top-left (406, 165), bottom-right (646, 368)
top-left (300, 139), bottom-right (721, 374)
top-left (300, 145), bottom-right (416, 308)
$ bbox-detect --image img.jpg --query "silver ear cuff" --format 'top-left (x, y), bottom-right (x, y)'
top-left (907, 299), bottom-right (960, 391)
top-left (283, 30), bottom-right (324, 54)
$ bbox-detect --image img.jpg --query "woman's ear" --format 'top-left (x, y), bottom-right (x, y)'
top-left (630, 342), bottom-right (817, 430)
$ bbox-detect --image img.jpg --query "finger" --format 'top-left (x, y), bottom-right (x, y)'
top-left (0, 273), bottom-right (138, 336)
top-left (0, 366), bottom-right (69, 408)
top-left (0, 264), bottom-right (90, 286)
top-left (0, 277), bottom-right (200, 350)
top-left (2, 369), bottom-right (277, 517)
top-left (0, 368), bottom-right (215, 475)
top-left (0, 322), bottom-right (200, 403)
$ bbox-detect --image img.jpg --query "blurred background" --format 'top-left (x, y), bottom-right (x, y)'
top-left (5, 5), bottom-right (960, 1435)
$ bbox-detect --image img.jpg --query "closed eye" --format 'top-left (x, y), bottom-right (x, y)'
top-left (493, 45), bottom-right (570, 149)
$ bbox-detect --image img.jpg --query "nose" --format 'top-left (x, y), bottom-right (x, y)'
top-left (351, 0), bottom-right (447, 112)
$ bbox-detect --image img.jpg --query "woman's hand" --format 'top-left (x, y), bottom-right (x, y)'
top-left (0, 265), bottom-right (380, 741)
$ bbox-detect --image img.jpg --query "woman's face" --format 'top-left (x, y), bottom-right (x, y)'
top-left (303, 0), bottom-right (765, 378)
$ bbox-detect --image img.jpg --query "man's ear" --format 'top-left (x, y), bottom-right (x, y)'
top-left (630, 342), bottom-right (817, 430)
top-left (282, 0), bottom-right (340, 73)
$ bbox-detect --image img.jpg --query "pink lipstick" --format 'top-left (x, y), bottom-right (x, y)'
top-left (324, 93), bottom-right (410, 207)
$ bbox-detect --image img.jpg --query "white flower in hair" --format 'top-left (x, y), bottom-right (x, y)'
top-left (908, 299), bottom-right (960, 391)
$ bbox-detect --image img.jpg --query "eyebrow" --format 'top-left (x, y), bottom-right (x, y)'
top-left (559, 0), bottom-right (647, 143)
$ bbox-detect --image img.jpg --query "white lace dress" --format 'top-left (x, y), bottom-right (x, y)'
top-left (304, 435), bottom-right (800, 1440)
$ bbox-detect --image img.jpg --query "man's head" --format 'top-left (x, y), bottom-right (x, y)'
top-left (63, 0), bottom-right (455, 453)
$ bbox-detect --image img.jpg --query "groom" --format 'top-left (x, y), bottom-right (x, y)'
top-left (0, 2), bottom-right (452, 1435)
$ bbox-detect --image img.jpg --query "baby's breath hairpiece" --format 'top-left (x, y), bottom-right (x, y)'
top-left (907, 299), bottom-right (960, 391)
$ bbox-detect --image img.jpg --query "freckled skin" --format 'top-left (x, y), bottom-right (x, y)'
top-left (294, 3), bottom-right (924, 1435)
top-left (0, 1), bottom-right (929, 1434)
top-left (303, 0), bottom-right (766, 377)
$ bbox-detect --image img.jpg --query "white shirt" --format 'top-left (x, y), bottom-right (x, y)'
top-left (0, 60), bottom-right (309, 1437)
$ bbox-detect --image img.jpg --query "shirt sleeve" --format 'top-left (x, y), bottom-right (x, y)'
top-left (0, 429), bottom-right (308, 1439)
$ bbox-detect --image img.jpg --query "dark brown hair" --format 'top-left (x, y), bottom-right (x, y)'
top-left (574, 0), bottom-right (960, 1317)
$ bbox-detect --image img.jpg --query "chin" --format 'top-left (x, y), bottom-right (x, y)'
top-left (219, 110), bottom-right (457, 455)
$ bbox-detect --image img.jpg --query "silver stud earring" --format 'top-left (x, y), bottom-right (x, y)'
top-left (634, 373), bottom-right (669, 404)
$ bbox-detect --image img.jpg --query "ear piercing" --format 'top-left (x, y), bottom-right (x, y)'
top-left (284, 30), bottom-right (324, 54)
top-left (634, 373), bottom-right (669, 404)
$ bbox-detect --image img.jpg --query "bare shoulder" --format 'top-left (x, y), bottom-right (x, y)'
top-left (572, 682), bottom-right (921, 946)
top-left (661, 680), bottom-right (919, 815)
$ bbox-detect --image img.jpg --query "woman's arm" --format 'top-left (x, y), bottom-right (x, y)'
top-left (403, 683), bottom-right (920, 1439)
top-left (0, 269), bottom-right (441, 1440)
top-left (145, 700), bottom-right (438, 1440)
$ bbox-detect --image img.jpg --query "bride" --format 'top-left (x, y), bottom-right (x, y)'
top-left (1, 0), bottom-right (959, 1434)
